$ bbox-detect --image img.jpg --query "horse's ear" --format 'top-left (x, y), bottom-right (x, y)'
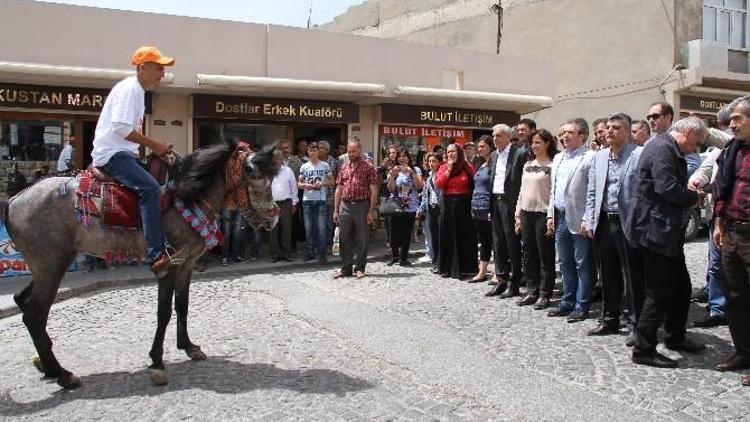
top-left (250, 145), bottom-right (278, 179)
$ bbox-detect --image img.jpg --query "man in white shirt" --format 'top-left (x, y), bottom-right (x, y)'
top-left (485, 123), bottom-right (528, 298)
top-left (57, 136), bottom-right (75, 174)
top-left (270, 149), bottom-right (299, 262)
top-left (92, 46), bottom-right (173, 274)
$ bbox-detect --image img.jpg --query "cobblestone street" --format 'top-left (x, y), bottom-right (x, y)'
top-left (0, 239), bottom-right (748, 421)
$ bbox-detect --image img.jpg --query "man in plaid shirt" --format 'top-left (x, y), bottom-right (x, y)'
top-left (333, 139), bottom-right (379, 279)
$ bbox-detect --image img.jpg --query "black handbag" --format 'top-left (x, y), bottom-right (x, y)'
top-left (378, 197), bottom-right (404, 217)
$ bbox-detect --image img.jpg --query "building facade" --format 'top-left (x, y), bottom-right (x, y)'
top-left (0, 0), bottom-right (554, 199)
top-left (323, 0), bottom-right (750, 129)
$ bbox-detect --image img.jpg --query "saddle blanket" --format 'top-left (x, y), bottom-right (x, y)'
top-left (74, 170), bottom-right (140, 230)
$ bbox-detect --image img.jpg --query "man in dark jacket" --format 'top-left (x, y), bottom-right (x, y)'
top-left (485, 123), bottom-right (529, 298)
top-left (625, 116), bottom-right (707, 368)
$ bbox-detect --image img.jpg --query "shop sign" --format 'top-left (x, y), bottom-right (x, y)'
top-left (193, 94), bottom-right (358, 123)
top-left (0, 83), bottom-right (153, 114)
top-left (381, 104), bottom-right (517, 128)
top-left (0, 221), bottom-right (30, 277)
top-left (681, 95), bottom-right (731, 114)
top-left (379, 124), bottom-right (469, 139)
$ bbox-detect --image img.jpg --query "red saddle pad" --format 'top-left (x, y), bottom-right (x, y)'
top-left (75, 171), bottom-right (140, 230)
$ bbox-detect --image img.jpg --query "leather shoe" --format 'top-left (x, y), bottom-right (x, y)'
top-left (632, 352), bottom-right (678, 368)
top-left (665, 337), bottom-right (705, 354)
top-left (567, 310), bottom-right (589, 323)
top-left (715, 353), bottom-right (750, 372)
top-left (533, 297), bottom-right (551, 310)
top-left (485, 283), bottom-right (507, 297)
top-left (548, 307), bottom-right (572, 317)
top-left (625, 332), bottom-right (637, 347)
top-left (516, 295), bottom-right (538, 306)
top-left (499, 287), bottom-right (520, 299)
top-left (692, 314), bottom-right (728, 328)
top-left (587, 323), bottom-right (620, 336)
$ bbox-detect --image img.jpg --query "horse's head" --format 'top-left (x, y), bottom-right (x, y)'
top-left (242, 146), bottom-right (280, 231)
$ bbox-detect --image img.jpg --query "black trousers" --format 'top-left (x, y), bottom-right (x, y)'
top-left (428, 205), bottom-right (440, 264)
top-left (439, 195), bottom-right (478, 279)
top-left (492, 196), bottom-right (522, 285)
top-left (633, 247), bottom-right (691, 355)
top-left (390, 212), bottom-right (416, 262)
top-left (594, 213), bottom-right (645, 328)
top-left (721, 226), bottom-right (750, 357)
top-left (522, 211), bottom-right (555, 298)
top-left (269, 199), bottom-right (294, 259)
top-left (474, 219), bottom-right (493, 262)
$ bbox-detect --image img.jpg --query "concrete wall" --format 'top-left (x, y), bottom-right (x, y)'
top-left (322, 0), bottom-right (686, 130)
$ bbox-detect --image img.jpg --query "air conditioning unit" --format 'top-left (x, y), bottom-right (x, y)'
top-left (682, 39), bottom-right (729, 72)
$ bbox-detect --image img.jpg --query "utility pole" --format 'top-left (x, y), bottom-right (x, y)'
top-left (489, 0), bottom-right (503, 54)
top-left (307, 0), bottom-right (313, 28)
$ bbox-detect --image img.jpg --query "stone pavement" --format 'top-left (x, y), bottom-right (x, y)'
top-left (0, 237), bottom-right (748, 421)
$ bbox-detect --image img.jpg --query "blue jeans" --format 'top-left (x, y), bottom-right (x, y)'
top-left (303, 200), bottom-right (328, 257)
top-left (707, 219), bottom-right (727, 318)
top-left (102, 152), bottom-right (165, 263)
top-left (555, 210), bottom-right (593, 312)
top-left (221, 209), bottom-right (246, 259)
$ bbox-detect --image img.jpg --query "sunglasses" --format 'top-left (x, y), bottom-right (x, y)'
top-left (646, 113), bottom-right (663, 121)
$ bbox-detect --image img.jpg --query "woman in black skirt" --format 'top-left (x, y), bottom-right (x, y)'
top-left (434, 143), bottom-right (478, 279)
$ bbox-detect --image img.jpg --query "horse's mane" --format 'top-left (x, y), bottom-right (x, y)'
top-left (173, 139), bottom-right (237, 206)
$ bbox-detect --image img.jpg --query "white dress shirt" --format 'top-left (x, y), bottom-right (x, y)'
top-left (492, 145), bottom-right (510, 194)
top-left (271, 165), bottom-right (299, 205)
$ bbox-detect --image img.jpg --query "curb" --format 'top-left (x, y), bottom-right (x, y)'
top-left (0, 248), bottom-right (427, 320)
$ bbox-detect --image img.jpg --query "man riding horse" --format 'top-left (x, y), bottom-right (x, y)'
top-left (92, 45), bottom-right (176, 274)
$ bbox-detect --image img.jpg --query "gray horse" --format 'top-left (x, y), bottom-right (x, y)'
top-left (3, 140), bottom-right (278, 389)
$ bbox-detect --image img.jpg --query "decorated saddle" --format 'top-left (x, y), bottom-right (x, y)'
top-left (74, 168), bottom-right (141, 230)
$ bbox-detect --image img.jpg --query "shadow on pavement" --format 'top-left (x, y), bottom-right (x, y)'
top-left (0, 357), bottom-right (375, 416)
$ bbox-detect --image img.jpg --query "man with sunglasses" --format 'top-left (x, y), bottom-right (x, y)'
top-left (91, 46), bottom-right (174, 275)
top-left (646, 102), bottom-right (701, 175)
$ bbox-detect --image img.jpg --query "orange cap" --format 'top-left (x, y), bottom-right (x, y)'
top-left (131, 46), bottom-right (175, 66)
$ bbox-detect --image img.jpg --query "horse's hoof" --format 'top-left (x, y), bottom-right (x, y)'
top-left (149, 368), bottom-right (168, 386)
top-left (57, 372), bottom-right (81, 389)
top-left (32, 356), bottom-right (44, 374)
top-left (185, 346), bottom-right (207, 361)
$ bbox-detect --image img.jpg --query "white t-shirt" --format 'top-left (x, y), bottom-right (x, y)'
top-left (299, 161), bottom-right (332, 202)
top-left (57, 142), bottom-right (73, 172)
top-left (91, 76), bottom-right (145, 167)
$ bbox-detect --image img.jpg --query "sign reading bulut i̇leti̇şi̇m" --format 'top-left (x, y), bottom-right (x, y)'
top-left (193, 94), bottom-right (358, 123)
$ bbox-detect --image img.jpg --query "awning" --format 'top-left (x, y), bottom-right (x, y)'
top-left (196, 74), bottom-right (386, 95)
top-left (0, 61), bottom-right (174, 84)
top-left (393, 85), bottom-right (554, 114)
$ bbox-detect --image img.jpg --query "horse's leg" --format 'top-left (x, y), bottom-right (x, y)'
top-left (18, 260), bottom-right (80, 389)
top-left (174, 266), bottom-right (206, 361)
top-left (148, 274), bottom-right (175, 385)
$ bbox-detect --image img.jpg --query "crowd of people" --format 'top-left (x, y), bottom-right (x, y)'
top-left (322, 97), bottom-right (750, 387)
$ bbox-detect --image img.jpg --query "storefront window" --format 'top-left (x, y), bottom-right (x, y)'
top-left (0, 119), bottom-right (71, 162)
top-left (378, 124), bottom-right (473, 166)
top-left (196, 121), bottom-right (286, 149)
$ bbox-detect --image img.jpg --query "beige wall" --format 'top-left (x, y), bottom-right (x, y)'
top-left (323, 0), bottom-right (686, 130)
top-left (147, 93), bottom-right (190, 155)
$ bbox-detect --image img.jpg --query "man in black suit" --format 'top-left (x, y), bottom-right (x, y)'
top-left (625, 116), bottom-right (708, 368)
top-left (486, 123), bottom-right (529, 297)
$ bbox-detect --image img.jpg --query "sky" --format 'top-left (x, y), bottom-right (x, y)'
top-left (29, 0), bottom-right (365, 27)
